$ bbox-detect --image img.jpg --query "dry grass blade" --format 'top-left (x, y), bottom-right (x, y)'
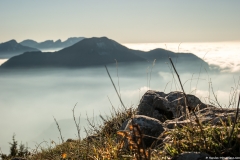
top-left (72, 103), bottom-right (81, 143)
top-left (115, 59), bottom-right (121, 99)
top-left (105, 65), bottom-right (127, 110)
top-left (228, 93), bottom-right (240, 145)
top-left (149, 59), bottom-right (156, 89)
top-left (53, 116), bottom-right (64, 143)
top-left (210, 80), bottom-right (223, 109)
top-left (169, 57), bottom-right (207, 149)
top-left (168, 57), bottom-right (189, 115)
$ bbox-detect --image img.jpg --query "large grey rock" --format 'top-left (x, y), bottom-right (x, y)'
top-left (122, 115), bottom-right (165, 147)
top-left (166, 92), bottom-right (207, 110)
top-left (136, 90), bottom-right (208, 122)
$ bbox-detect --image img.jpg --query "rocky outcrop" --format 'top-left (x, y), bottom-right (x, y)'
top-left (118, 90), bottom-right (239, 155)
top-left (136, 90), bottom-right (208, 122)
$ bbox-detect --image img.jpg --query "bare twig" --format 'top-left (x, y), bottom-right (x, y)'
top-left (189, 73), bottom-right (194, 93)
top-left (72, 103), bottom-right (81, 141)
top-left (115, 59), bottom-right (121, 99)
top-left (53, 116), bottom-right (64, 143)
top-left (107, 95), bottom-right (114, 108)
top-left (146, 66), bottom-right (149, 90)
top-left (228, 93), bottom-right (240, 146)
top-left (168, 57), bottom-right (207, 148)
top-left (195, 51), bottom-right (209, 95)
top-left (228, 87), bottom-right (236, 108)
top-left (174, 42), bottom-right (182, 65)
top-left (210, 79), bottom-right (223, 109)
top-left (105, 65), bottom-right (127, 110)
top-left (33, 141), bottom-right (48, 154)
top-left (183, 77), bottom-right (205, 88)
top-left (164, 81), bottom-right (171, 93)
top-left (86, 111), bottom-right (99, 134)
top-left (149, 59), bottom-right (156, 89)
top-left (166, 62), bottom-right (179, 91)
top-left (169, 57), bottom-right (189, 114)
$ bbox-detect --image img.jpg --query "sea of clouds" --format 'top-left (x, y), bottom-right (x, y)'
top-left (124, 42), bottom-right (240, 73)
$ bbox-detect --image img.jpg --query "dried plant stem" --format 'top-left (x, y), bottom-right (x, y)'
top-left (189, 73), bottom-right (194, 93)
top-left (164, 81), bottom-right (171, 93)
top-left (131, 119), bottom-right (149, 160)
top-left (105, 65), bottom-right (127, 110)
top-left (115, 59), bottom-right (121, 99)
top-left (53, 116), bottom-right (64, 143)
top-left (210, 79), bottom-right (223, 109)
top-left (149, 59), bottom-right (156, 89)
top-left (72, 103), bottom-right (81, 141)
top-left (195, 51), bottom-right (209, 95)
top-left (228, 93), bottom-right (240, 145)
top-left (169, 57), bottom-right (189, 116)
top-left (167, 62), bottom-right (179, 91)
top-left (169, 57), bottom-right (207, 148)
top-left (146, 66), bottom-right (149, 90)
top-left (135, 124), bottom-right (149, 160)
top-left (174, 42), bottom-right (182, 65)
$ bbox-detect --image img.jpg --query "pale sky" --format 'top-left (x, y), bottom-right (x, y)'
top-left (0, 0), bottom-right (240, 43)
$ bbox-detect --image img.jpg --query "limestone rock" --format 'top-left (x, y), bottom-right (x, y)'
top-left (136, 90), bottom-right (208, 122)
top-left (122, 115), bottom-right (165, 147)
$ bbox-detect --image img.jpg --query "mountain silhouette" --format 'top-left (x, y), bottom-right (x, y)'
top-left (1, 37), bottom-right (145, 68)
top-left (134, 48), bottom-right (208, 66)
top-left (0, 39), bottom-right (39, 58)
top-left (1, 37), bottom-right (209, 70)
top-left (20, 37), bottom-right (84, 50)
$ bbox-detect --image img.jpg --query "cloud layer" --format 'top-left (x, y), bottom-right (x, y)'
top-left (124, 42), bottom-right (240, 72)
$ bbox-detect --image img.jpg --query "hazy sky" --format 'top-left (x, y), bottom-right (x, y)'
top-left (0, 0), bottom-right (240, 43)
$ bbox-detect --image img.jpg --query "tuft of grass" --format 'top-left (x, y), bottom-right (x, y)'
top-left (27, 106), bottom-right (136, 160)
top-left (164, 119), bottom-right (240, 157)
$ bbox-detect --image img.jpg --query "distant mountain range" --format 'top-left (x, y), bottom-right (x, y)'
top-left (0, 37), bottom-right (209, 70)
top-left (0, 40), bottom-right (39, 58)
top-left (20, 37), bottom-right (85, 50)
